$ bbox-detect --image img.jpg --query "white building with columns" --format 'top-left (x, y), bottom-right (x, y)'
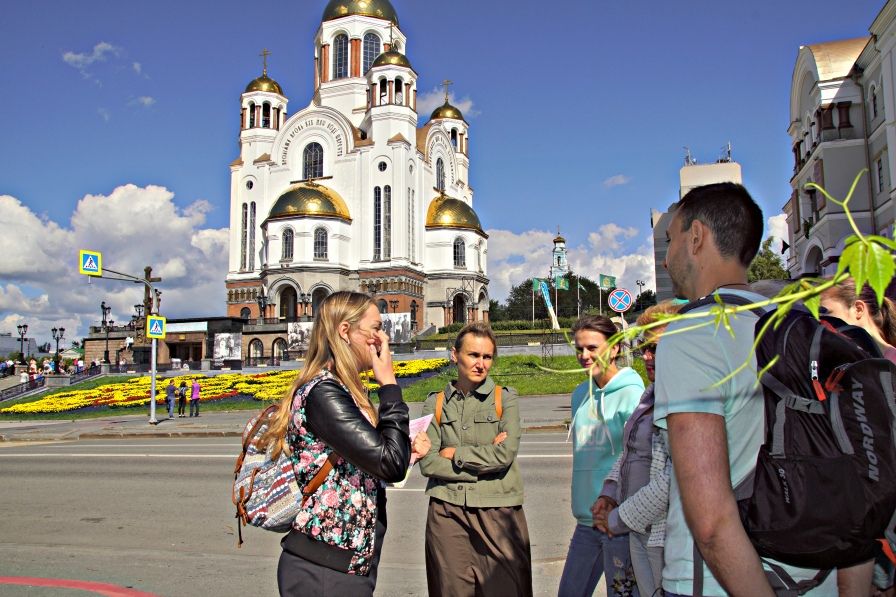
top-left (785, 0), bottom-right (896, 277)
top-left (225, 0), bottom-right (489, 359)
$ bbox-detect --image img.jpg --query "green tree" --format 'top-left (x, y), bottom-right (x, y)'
top-left (504, 273), bottom-right (611, 322)
top-left (748, 237), bottom-right (789, 282)
top-left (488, 299), bottom-right (507, 322)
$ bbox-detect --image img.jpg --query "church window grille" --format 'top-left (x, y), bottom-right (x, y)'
top-left (314, 227), bottom-right (328, 260)
top-left (451, 129), bottom-right (458, 149)
top-left (378, 161), bottom-right (387, 172)
top-left (248, 103), bottom-right (256, 128)
top-left (246, 180), bottom-right (253, 190)
top-left (436, 158), bottom-right (445, 192)
top-left (363, 33), bottom-right (381, 74)
top-left (454, 238), bottom-right (466, 269)
top-left (333, 34), bottom-right (349, 79)
top-left (282, 229), bottom-right (294, 261)
top-left (240, 203), bottom-right (248, 270)
top-left (303, 143), bottom-right (324, 180)
top-left (240, 307), bottom-right (251, 320)
top-left (262, 103), bottom-right (271, 128)
top-left (248, 202), bottom-right (256, 270)
top-left (383, 185), bottom-right (392, 259)
top-left (379, 79), bottom-right (388, 105)
top-left (373, 187), bottom-right (382, 260)
top-left (395, 77), bottom-right (404, 105)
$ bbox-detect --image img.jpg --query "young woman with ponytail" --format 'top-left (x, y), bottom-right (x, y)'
top-left (256, 291), bottom-right (430, 596)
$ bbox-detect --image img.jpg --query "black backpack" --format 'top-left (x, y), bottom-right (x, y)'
top-left (682, 293), bottom-right (896, 595)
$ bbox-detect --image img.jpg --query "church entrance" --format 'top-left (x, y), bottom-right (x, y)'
top-left (452, 294), bottom-right (467, 324)
top-left (279, 287), bottom-right (297, 322)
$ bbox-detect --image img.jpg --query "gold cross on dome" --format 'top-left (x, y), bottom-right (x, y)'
top-left (389, 22), bottom-right (395, 47)
top-left (441, 79), bottom-right (453, 102)
top-left (260, 48), bottom-right (271, 75)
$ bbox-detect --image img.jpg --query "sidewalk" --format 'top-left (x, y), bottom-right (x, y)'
top-left (0, 394), bottom-right (571, 442)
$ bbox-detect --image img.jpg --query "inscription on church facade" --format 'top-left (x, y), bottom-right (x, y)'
top-left (280, 118), bottom-right (345, 164)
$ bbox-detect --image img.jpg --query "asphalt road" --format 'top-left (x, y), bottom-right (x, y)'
top-left (0, 434), bottom-right (607, 596)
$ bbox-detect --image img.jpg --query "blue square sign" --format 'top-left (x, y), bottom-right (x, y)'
top-left (146, 315), bottom-right (166, 339)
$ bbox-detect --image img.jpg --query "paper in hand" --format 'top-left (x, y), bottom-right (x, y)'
top-left (408, 414), bottom-right (433, 466)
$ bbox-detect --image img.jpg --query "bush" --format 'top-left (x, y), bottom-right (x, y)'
top-left (437, 318), bottom-right (584, 334)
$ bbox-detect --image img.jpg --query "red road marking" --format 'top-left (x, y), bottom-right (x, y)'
top-left (0, 577), bottom-right (158, 596)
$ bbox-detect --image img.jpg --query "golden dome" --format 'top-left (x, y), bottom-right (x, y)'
top-left (245, 74), bottom-right (284, 95)
top-left (426, 194), bottom-right (483, 234)
top-left (267, 182), bottom-right (352, 222)
top-left (554, 235), bottom-right (566, 244)
top-left (371, 50), bottom-right (412, 71)
top-left (430, 100), bottom-right (465, 122)
top-left (322, 0), bottom-right (399, 26)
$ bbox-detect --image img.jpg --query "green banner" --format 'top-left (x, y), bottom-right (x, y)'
top-left (599, 274), bottom-right (616, 291)
top-left (555, 276), bottom-right (569, 290)
top-left (532, 278), bottom-right (541, 291)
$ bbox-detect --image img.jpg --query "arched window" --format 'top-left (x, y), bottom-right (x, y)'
top-left (452, 294), bottom-right (466, 324)
top-left (872, 86), bottom-right (879, 119)
top-left (383, 185), bottom-right (392, 259)
top-left (333, 34), bottom-right (349, 79)
top-left (240, 203), bottom-right (248, 270)
top-left (303, 142), bottom-right (324, 180)
top-left (453, 237), bottom-right (466, 269)
top-left (249, 339), bottom-right (264, 362)
top-left (363, 33), bottom-right (381, 73)
top-left (377, 299), bottom-right (388, 314)
top-left (379, 79), bottom-right (388, 105)
top-left (395, 77), bottom-right (404, 105)
top-left (311, 287), bottom-right (330, 317)
top-left (262, 103), bottom-right (271, 128)
top-left (248, 202), bottom-right (256, 270)
top-left (373, 186), bottom-right (382, 260)
top-left (273, 338), bottom-right (288, 363)
top-left (281, 228), bottom-right (294, 261)
top-left (314, 227), bottom-right (328, 260)
top-left (451, 129), bottom-right (458, 149)
top-left (248, 103), bottom-right (256, 128)
top-left (240, 307), bottom-right (251, 320)
top-left (436, 158), bottom-right (445, 192)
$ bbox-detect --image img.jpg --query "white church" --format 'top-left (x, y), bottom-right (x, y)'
top-left (225, 0), bottom-right (490, 341)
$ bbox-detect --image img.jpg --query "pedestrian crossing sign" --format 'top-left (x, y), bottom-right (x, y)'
top-left (146, 315), bottom-right (166, 339)
top-left (79, 250), bottom-right (102, 276)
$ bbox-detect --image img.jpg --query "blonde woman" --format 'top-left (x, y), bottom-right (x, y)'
top-left (255, 291), bottom-right (430, 596)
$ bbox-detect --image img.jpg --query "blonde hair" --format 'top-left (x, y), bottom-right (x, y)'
top-left (636, 300), bottom-right (682, 328)
top-left (258, 291), bottom-right (378, 459)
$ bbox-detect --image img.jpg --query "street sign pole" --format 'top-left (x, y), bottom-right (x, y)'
top-left (149, 337), bottom-right (158, 424)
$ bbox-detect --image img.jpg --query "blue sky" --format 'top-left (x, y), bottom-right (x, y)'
top-left (0, 0), bottom-right (885, 345)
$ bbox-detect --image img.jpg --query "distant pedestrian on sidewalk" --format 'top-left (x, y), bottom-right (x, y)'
top-left (177, 381), bottom-right (187, 417)
top-left (189, 379), bottom-right (201, 417)
top-left (559, 314), bottom-right (644, 597)
top-left (165, 379), bottom-right (176, 419)
top-left (419, 322), bottom-right (532, 597)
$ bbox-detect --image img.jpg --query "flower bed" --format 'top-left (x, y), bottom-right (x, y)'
top-left (0, 359), bottom-right (449, 415)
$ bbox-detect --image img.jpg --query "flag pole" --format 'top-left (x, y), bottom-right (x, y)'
top-left (531, 280), bottom-right (535, 327)
top-left (576, 275), bottom-right (580, 318)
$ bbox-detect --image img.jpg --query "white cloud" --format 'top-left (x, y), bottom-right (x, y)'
top-left (602, 174), bottom-right (631, 188)
top-left (766, 213), bottom-right (788, 250)
top-left (62, 42), bottom-right (120, 77)
top-left (485, 226), bottom-right (655, 302)
top-left (129, 96), bottom-right (156, 108)
top-left (0, 186), bottom-right (228, 347)
top-left (416, 87), bottom-right (479, 119)
top-left (132, 62), bottom-right (142, 75)
top-left (97, 108), bottom-right (111, 122)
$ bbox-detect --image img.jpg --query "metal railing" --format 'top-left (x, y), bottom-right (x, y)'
top-left (0, 375), bottom-right (46, 402)
top-left (69, 365), bottom-right (101, 384)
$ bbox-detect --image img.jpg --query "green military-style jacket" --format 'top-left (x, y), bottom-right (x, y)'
top-left (418, 376), bottom-right (524, 507)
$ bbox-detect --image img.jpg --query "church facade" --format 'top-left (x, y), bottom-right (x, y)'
top-left (224, 0), bottom-right (489, 359)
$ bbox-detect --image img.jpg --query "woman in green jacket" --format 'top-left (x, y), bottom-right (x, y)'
top-left (419, 321), bottom-right (532, 597)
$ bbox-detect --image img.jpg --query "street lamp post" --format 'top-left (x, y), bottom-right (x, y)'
top-left (635, 279), bottom-right (646, 310)
top-left (256, 287), bottom-right (268, 324)
top-left (300, 292), bottom-right (312, 320)
top-left (100, 301), bottom-right (112, 364)
top-left (51, 327), bottom-right (65, 374)
top-left (389, 300), bottom-right (399, 313)
top-left (17, 324), bottom-right (28, 363)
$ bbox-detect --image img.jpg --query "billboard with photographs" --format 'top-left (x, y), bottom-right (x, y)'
top-left (213, 333), bottom-right (242, 361)
top-left (288, 322), bottom-right (314, 353)
top-left (383, 313), bottom-right (412, 344)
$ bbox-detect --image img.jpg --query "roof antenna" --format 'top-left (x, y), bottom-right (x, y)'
top-left (683, 146), bottom-right (695, 166)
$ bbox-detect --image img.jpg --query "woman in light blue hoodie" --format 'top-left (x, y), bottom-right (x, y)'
top-left (558, 315), bottom-right (645, 597)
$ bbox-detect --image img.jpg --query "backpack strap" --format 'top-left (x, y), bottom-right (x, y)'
top-left (495, 386), bottom-right (503, 419)
top-left (434, 391), bottom-right (445, 426)
top-left (678, 291), bottom-right (767, 317)
top-left (300, 452), bottom-right (340, 507)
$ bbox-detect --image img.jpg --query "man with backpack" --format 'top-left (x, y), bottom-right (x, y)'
top-left (653, 183), bottom-right (836, 596)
